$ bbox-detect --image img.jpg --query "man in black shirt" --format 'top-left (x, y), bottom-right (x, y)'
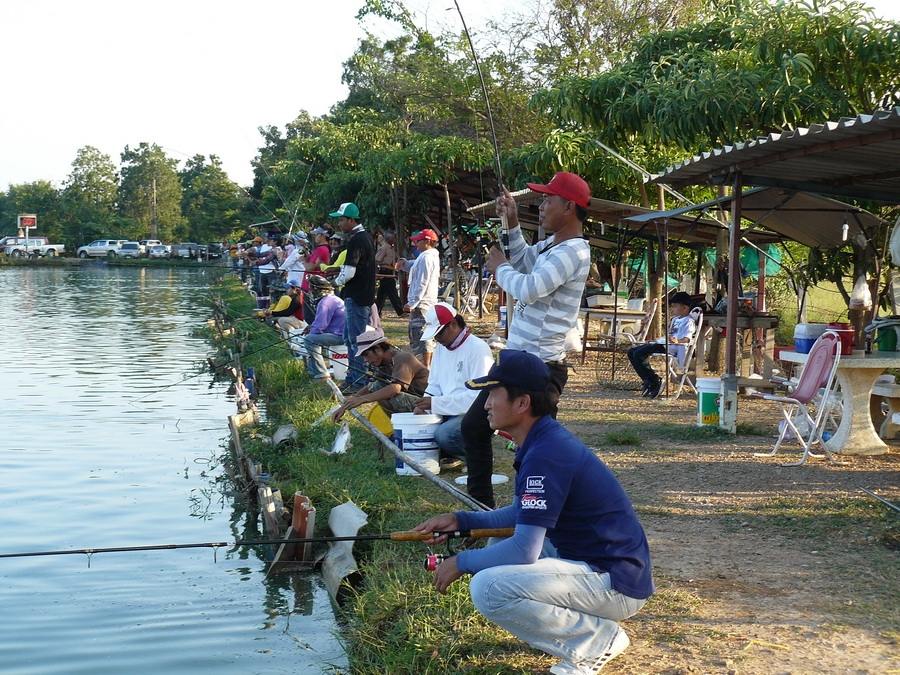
top-left (331, 202), bottom-right (377, 388)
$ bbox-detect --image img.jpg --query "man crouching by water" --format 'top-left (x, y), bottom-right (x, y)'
top-left (413, 350), bottom-right (653, 674)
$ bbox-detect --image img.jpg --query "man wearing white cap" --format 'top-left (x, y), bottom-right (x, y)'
top-left (398, 228), bottom-right (440, 366)
top-left (413, 302), bottom-right (494, 465)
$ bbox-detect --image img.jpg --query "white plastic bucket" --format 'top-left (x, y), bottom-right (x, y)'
top-left (328, 344), bottom-right (349, 381)
top-left (289, 328), bottom-right (307, 356)
top-left (391, 412), bottom-right (442, 476)
top-left (696, 377), bottom-right (721, 427)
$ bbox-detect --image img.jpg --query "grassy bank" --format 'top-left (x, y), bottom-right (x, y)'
top-left (208, 277), bottom-right (541, 674)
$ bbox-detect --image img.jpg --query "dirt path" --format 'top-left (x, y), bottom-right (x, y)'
top-left (557, 363), bottom-right (899, 674)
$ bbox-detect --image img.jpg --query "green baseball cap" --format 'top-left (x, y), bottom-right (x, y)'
top-left (328, 202), bottom-right (360, 219)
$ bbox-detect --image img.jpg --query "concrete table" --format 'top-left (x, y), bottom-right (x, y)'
top-left (779, 350), bottom-right (897, 456)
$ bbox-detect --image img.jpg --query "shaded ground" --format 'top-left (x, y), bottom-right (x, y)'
top-left (381, 313), bottom-right (899, 674)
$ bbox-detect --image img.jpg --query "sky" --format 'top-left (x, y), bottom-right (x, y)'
top-left (1, 0), bottom-right (897, 190)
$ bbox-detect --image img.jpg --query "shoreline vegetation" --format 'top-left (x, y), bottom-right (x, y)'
top-left (208, 276), bottom-right (550, 674)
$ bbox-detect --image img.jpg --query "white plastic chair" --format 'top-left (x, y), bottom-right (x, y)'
top-left (650, 307), bottom-right (703, 401)
top-left (753, 331), bottom-right (841, 466)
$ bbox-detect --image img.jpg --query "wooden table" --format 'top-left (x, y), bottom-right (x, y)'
top-left (579, 307), bottom-right (647, 363)
top-left (780, 350), bottom-right (897, 456)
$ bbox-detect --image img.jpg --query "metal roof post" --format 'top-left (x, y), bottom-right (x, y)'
top-left (721, 171), bottom-right (743, 434)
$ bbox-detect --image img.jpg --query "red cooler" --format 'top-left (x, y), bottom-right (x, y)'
top-left (827, 322), bottom-right (854, 354)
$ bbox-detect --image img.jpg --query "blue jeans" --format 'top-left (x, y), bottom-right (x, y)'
top-left (302, 332), bottom-right (344, 379)
top-left (469, 557), bottom-right (646, 665)
top-left (434, 415), bottom-right (465, 458)
top-left (342, 297), bottom-right (372, 386)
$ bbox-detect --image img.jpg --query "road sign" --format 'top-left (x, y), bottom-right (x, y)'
top-left (17, 214), bottom-right (37, 230)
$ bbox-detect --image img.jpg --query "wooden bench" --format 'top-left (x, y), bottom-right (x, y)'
top-left (870, 382), bottom-right (900, 440)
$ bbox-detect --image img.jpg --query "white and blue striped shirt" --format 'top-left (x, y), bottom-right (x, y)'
top-left (496, 227), bottom-right (591, 362)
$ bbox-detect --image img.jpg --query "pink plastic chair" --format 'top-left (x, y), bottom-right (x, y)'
top-left (754, 331), bottom-right (841, 466)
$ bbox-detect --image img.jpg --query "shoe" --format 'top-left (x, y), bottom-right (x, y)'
top-left (642, 380), bottom-right (660, 397)
top-left (583, 629), bottom-right (630, 672)
top-left (549, 629), bottom-right (630, 674)
top-left (646, 380), bottom-right (662, 399)
top-left (439, 457), bottom-right (464, 470)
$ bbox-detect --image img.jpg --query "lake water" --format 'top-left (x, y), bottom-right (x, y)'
top-left (0, 265), bottom-right (346, 674)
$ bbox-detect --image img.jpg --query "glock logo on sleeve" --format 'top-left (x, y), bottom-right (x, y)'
top-left (525, 476), bottom-right (545, 492)
top-left (521, 493), bottom-right (547, 510)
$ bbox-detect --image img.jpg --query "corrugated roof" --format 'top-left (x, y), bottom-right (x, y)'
top-left (653, 108), bottom-right (900, 203)
top-left (626, 187), bottom-right (884, 249)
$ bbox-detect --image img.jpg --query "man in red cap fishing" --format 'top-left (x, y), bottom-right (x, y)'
top-left (462, 172), bottom-right (592, 507)
top-left (415, 349), bottom-right (653, 674)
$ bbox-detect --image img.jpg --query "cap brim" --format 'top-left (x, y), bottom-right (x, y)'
top-left (328, 211), bottom-right (341, 218)
top-left (526, 182), bottom-right (555, 196)
top-left (465, 377), bottom-right (502, 391)
top-left (421, 322), bottom-right (443, 341)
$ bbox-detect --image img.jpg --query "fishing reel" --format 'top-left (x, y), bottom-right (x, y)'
top-left (423, 553), bottom-right (447, 571)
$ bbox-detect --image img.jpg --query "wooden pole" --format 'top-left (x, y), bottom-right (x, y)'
top-left (444, 183), bottom-right (460, 311)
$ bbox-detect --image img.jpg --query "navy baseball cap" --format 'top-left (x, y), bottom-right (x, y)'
top-left (466, 350), bottom-right (550, 392)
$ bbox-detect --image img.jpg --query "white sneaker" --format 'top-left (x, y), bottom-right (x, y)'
top-left (550, 629), bottom-right (630, 674)
top-left (583, 629), bottom-right (630, 672)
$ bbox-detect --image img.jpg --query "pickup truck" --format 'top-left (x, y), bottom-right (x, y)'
top-left (1, 236), bottom-right (66, 257)
top-left (76, 240), bottom-right (126, 258)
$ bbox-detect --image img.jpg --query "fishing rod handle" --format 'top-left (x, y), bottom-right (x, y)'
top-left (389, 527), bottom-right (514, 542)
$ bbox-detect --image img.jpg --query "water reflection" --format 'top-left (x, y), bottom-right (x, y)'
top-left (0, 266), bottom-right (346, 674)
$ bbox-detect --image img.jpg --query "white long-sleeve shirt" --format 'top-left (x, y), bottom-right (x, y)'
top-left (426, 332), bottom-right (494, 416)
top-left (280, 246), bottom-right (305, 285)
top-left (495, 227), bottom-right (591, 362)
top-left (404, 247), bottom-right (440, 312)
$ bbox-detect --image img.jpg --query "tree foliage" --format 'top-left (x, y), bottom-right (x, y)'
top-left (533, 0), bottom-right (900, 151)
top-left (180, 154), bottom-right (247, 242)
top-left (61, 145), bottom-right (119, 247)
top-left (118, 143), bottom-right (184, 241)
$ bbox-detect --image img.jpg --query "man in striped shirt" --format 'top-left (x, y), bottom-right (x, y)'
top-left (462, 172), bottom-right (592, 507)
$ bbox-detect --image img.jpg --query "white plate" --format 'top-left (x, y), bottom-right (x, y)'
top-left (454, 473), bottom-right (509, 486)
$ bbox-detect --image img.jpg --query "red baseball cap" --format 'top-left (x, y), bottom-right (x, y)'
top-left (527, 172), bottom-right (591, 208)
top-left (411, 229), bottom-right (438, 242)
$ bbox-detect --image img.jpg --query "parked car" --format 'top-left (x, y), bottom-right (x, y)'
top-left (148, 245), bottom-right (170, 259)
top-left (1, 236), bottom-right (65, 257)
top-left (76, 240), bottom-right (124, 258)
top-left (138, 239), bottom-right (162, 256)
top-left (118, 242), bottom-right (142, 259)
top-left (172, 242), bottom-right (199, 258)
top-left (206, 243), bottom-right (224, 259)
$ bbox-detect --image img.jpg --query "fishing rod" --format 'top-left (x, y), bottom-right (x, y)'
top-left (0, 528), bottom-right (514, 560)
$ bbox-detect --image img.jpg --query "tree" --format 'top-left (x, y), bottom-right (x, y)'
top-left (118, 143), bottom-right (183, 241)
top-left (180, 154), bottom-right (247, 242)
top-left (491, 0), bottom-right (704, 85)
top-left (62, 145), bottom-right (118, 247)
top-left (533, 0), bottom-right (900, 150)
top-left (2, 181), bottom-right (64, 244)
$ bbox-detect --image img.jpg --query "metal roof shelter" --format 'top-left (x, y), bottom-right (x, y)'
top-left (651, 108), bottom-right (900, 431)
top-left (626, 187), bottom-right (884, 250)
top-left (465, 189), bottom-right (779, 248)
top-left (654, 108), bottom-right (900, 203)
